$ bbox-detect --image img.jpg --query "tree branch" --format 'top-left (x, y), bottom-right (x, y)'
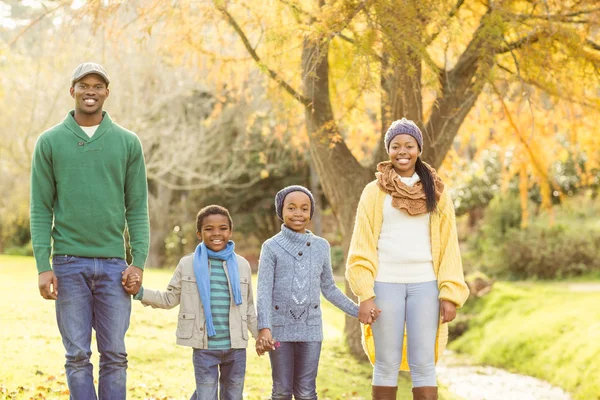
top-left (425, 0), bottom-right (466, 46)
top-left (9, 1), bottom-right (71, 46)
top-left (216, 6), bottom-right (312, 107)
top-left (497, 30), bottom-right (547, 54)
top-left (586, 39), bottom-right (600, 51)
top-left (509, 7), bottom-right (600, 23)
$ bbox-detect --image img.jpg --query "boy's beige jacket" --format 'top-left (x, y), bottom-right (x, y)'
top-left (141, 253), bottom-right (259, 349)
top-left (346, 181), bottom-right (469, 371)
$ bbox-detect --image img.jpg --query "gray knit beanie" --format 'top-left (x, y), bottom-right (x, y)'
top-left (384, 118), bottom-right (423, 153)
top-left (275, 185), bottom-right (315, 221)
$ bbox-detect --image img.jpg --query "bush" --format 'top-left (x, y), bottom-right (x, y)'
top-left (494, 224), bottom-right (600, 279)
top-left (4, 241), bottom-right (33, 257)
top-left (467, 192), bottom-right (600, 279)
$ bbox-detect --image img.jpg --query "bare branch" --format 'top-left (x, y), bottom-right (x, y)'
top-left (216, 6), bottom-right (311, 107)
top-left (9, 1), bottom-right (71, 46)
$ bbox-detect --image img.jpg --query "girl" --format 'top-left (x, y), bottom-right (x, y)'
top-left (256, 185), bottom-right (361, 400)
top-left (130, 205), bottom-right (258, 400)
top-left (346, 119), bottom-right (469, 400)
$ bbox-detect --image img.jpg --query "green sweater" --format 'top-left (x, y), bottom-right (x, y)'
top-left (30, 111), bottom-right (150, 274)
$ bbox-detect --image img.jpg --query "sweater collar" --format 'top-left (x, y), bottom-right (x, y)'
top-left (63, 110), bottom-right (113, 143)
top-left (273, 224), bottom-right (313, 260)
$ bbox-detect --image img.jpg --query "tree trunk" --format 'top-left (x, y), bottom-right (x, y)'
top-left (146, 183), bottom-right (174, 268)
top-left (302, 37), bottom-right (372, 359)
top-left (309, 157), bottom-right (322, 236)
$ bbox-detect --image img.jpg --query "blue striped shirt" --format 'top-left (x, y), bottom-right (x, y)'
top-left (207, 259), bottom-right (231, 349)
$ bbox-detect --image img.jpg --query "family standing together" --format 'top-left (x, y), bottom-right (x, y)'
top-left (30, 62), bottom-right (468, 400)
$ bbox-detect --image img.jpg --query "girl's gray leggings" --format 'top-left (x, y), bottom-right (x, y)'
top-left (371, 280), bottom-right (440, 387)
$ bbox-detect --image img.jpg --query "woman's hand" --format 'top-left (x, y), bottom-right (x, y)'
top-left (359, 297), bottom-right (381, 324)
top-left (440, 300), bottom-right (457, 323)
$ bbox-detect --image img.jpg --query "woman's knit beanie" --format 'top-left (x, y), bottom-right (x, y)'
top-left (384, 118), bottom-right (423, 153)
top-left (275, 185), bottom-right (315, 221)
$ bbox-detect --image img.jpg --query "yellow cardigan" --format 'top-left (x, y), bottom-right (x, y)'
top-left (345, 180), bottom-right (469, 371)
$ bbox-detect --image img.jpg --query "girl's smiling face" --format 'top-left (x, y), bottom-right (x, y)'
top-left (282, 191), bottom-right (311, 233)
top-left (388, 134), bottom-right (420, 177)
top-left (196, 214), bottom-right (232, 252)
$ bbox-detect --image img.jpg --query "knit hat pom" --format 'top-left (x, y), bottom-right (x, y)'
top-left (384, 118), bottom-right (423, 153)
top-left (275, 185), bottom-right (315, 221)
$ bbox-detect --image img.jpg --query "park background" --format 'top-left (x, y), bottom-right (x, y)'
top-left (0, 0), bottom-right (599, 399)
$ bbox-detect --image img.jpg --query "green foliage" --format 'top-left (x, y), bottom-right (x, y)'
top-left (3, 241), bottom-right (33, 257)
top-left (497, 224), bottom-right (600, 279)
top-left (452, 147), bottom-right (505, 217)
top-left (466, 192), bottom-right (600, 279)
top-left (451, 282), bottom-right (600, 400)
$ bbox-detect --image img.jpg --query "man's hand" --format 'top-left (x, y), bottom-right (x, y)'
top-left (122, 265), bottom-right (143, 295)
top-left (39, 270), bottom-right (58, 300)
top-left (123, 273), bottom-right (141, 295)
top-left (440, 300), bottom-right (457, 323)
top-left (359, 297), bottom-right (381, 324)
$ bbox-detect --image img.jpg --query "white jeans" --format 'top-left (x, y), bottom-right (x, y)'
top-left (371, 280), bottom-right (440, 387)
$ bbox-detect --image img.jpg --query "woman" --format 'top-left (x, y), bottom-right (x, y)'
top-left (346, 118), bottom-right (469, 400)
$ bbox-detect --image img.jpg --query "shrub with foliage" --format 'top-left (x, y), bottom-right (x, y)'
top-left (466, 192), bottom-right (600, 279)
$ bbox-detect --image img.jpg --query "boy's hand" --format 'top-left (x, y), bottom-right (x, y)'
top-left (256, 328), bottom-right (276, 356)
top-left (123, 273), bottom-right (141, 295)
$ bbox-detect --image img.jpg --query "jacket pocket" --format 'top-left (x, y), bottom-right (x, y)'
top-left (307, 304), bottom-right (322, 326)
top-left (240, 279), bottom-right (250, 297)
top-left (241, 315), bottom-right (248, 340)
top-left (176, 312), bottom-right (195, 339)
top-left (271, 302), bottom-right (285, 327)
top-left (181, 275), bottom-right (197, 294)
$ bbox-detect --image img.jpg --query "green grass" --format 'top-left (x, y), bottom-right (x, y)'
top-left (451, 281), bottom-right (600, 400)
top-left (1, 255), bottom-right (460, 400)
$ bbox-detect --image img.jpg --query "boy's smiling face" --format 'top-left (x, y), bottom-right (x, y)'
top-left (196, 214), bottom-right (232, 252)
top-left (282, 191), bottom-right (311, 233)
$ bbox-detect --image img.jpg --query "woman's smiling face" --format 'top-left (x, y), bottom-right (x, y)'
top-left (388, 134), bottom-right (420, 177)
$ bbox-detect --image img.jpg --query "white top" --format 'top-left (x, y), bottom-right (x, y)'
top-left (375, 173), bottom-right (437, 283)
top-left (80, 124), bottom-right (99, 138)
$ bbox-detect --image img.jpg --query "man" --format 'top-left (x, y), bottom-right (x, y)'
top-left (30, 62), bottom-right (149, 400)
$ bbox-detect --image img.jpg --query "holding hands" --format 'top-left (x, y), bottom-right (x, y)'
top-left (358, 297), bottom-right (382, 325)
top-left (256, 328), bottom-right (277, 356)
top-left (122, 268), bottom-right (142, 295)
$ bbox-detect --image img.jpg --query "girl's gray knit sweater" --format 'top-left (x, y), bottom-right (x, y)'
top-left (257, 225), bottom-right (359, 342)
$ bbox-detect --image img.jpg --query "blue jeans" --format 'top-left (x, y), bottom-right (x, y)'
top-left (190, 348), bottom-right (247, 400)
top-left (269, 341), bottom-right (322, 400)
top-left (371, 280), bottom-right (440, 387)
top-left (53, 256), bottom-right (131, 400)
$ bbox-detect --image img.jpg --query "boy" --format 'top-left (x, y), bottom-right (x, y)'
top-left (130, 205), bottom-right (258, 399)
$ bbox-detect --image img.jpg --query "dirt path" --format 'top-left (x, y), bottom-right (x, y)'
top-left (437, 351), bottom-right (572, 400)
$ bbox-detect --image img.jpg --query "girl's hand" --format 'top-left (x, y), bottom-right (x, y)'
top-left (440, 300), bottom-right (457, 323)
top-left (256, 328), bottom-right (276, 356)
top-left (369, 307), bottom-right (382, 324)
top-left (359, 298), bottom-right (381, 324)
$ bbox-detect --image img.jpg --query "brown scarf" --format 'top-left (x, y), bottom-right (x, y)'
top-left (375, 161), bottom-right (445, 216)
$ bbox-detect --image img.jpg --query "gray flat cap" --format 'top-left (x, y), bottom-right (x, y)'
top-left (71, 62), bottom-right (110, 86)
